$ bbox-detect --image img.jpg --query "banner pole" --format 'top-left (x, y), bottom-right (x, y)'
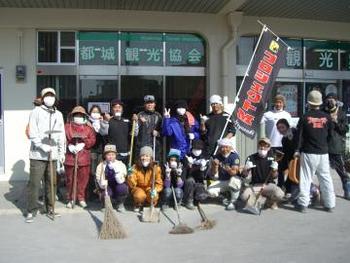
top-left (213, 24), bottom-right (267, 156)
top-left (257, 20), bottom-right (292, 50)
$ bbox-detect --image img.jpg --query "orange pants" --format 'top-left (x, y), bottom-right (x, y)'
top-left (131, 187), bottom-right (159, 207)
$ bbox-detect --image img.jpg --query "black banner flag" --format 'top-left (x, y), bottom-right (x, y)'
top-left (232, 26), bottom-right (288, 139)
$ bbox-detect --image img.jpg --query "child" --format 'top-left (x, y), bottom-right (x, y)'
top-left (95, 144), bottom-right (129, 212)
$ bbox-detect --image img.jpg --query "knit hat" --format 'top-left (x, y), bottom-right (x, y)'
top-left (258, 137), bottom-right (271, 146)
top-left (71, 106), bottom-right (87, 116)
top-left (274, 94), bottom-right (286, 105)
top-left (111, 99), bottom-right (124, 107)
top-left (307, 90), bottom-right (323, 106)
top-left (192, 139), bottom-right (204, 150)
top-left (209, 95), bottom-right (223, 105)
top-left (325, 92), bottom-right (337, 100)
top-left (41, 87), bottom-right (56, 97)
top-left (217, 138), bottom-right (233, 148)
top-left (174, 100), bottom-right (188, 109)
top-left (140, 146), bottom-right (153, 157)
top-left (167, 148), bottom-right (181, 159)
top-left (104, 144), bottom-right (117, 155)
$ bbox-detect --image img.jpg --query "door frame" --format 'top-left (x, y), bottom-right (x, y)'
top-left (0, 69), bottom-right (4, 174)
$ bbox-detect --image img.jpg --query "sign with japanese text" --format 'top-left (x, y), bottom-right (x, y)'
top-left (277, 84), bottom-right (298, 117)
top-left (165, 34), bottom-right (205, 66)
top-left (79, 32), bottom-right (118, 65)
top-left (232, 27), bottom-right (287, 139)
top-left (305, 40), bottom-right (338, 70)
top-left (87, 102), bottom-right (110, 114)
top-left (121, 33), bottom-right (163, 66)
top-left (283, 38), bottom-right (302, 69)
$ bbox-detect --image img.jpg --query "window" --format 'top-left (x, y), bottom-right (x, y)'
top-left (305, 39), bottom-right (338, 70)
top-left (37, 31), bottom-right (76, 64)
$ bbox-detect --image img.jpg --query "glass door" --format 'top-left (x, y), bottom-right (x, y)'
top-left (79, 75), bottom-right (119, 114)
top-left (0, 69), bottom-right (4, 174)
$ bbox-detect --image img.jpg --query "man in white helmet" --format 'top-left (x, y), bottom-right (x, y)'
top-left (294, 90), bottom-right (335, 213)
top-left (200, 94), bottom-right (236, 156)
top-left (26, 87), bottom-right (66, 223)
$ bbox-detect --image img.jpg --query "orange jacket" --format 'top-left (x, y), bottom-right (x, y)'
top-left (127, 164), bottom-right (163, 193)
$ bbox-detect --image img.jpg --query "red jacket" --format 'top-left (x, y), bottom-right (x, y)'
top-left (64, 122), bottom-right (96, 167)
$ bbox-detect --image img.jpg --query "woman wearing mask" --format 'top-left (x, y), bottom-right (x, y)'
top-left (88, 105), bottom-right (109, 200)
top-left (127, 146), bottom-right (163, 213)
top-left (64, 106), bottom-right (96, 208)
top-left (162, 100), bottom-right (200, 159)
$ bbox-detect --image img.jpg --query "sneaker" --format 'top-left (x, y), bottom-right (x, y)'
top-left (270, 202), bottom-right (279, 210)
top-left (79, 200), bottom-right (87, 208)
top-left (294, 203), bottom-right (307, 213)
top-left (225, 202), bottom-right (235, 211)
top-left (116, 203), bottom-right (125, 213)
top-left (222, 198), bottom-right (230, 206)
top-left (185, 201), bottom-right (195, 210)
top-left (47, 210), bottom-right (61, 220)
top-left (134, 207), bottom-right (141, 213)
top-left (66, 201), bottom-right (73, 209)
top-left (25, 213), bottom-right (34, 223)
top-left (324, 207), bottom-right (334, 213)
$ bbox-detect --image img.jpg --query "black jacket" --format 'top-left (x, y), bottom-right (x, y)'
top-left (108, 117), bottom-right (130, 153)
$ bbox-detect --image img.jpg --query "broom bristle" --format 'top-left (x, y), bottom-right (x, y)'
top-left (169, 223), bottom-right (194, 234)
top-left (199, 219), bottom-right (216, 230)
top-left (99, 196), bottom-right (127, 239)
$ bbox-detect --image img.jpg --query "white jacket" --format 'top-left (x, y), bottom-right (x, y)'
top-left (95, 160), bottom-right (127, 188)
top-left (28, 105), bottom-right (66, 161)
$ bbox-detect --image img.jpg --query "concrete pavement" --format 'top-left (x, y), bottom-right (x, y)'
top-left (0, 171), bottom-right (349, 263)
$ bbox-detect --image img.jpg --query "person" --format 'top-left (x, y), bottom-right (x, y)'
top-left (240, 138), bottom-right (284, 210)
top-left (133, 95), bottom-right (162, 161)
top-left (88, 105), bottom-right (109, 200)
top-left (162, 100), bottom-right (200, 159)
top-left (95, 144), bottom-right (129, 212)
top-left (206, 138), bottom-right (241, 211)
top-left (200, 94), bottom-right (236, 156)
top-left (294, 90), bottom-right (335, 212)
top-left (26, 87), bottom-right (66, 223)
top-left (183, 139), bottom-right (209, 210)
top-left (64, 106), bottom-right (96, 209)
top-left (108, 99), bottom-right (138, 165)
top-left (127, 146), bottom-right (163, 213)
top-left (161, 148), bottom-right (185, 210)
top-left (261, 94), bottom-right (292, 188)
top-left (322, 92), bottom-right (350, 200)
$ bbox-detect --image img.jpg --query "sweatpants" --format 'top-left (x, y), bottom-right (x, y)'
top-left (298, 153), bottom-right (335, 208)
top-left (27, 159), bottom-right (57, 213)
top-left (65, 165), bottom-right (90, 202)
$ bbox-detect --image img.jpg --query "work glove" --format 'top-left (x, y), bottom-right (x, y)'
top-left (75, 143), bottom-right (85, 153)
top-left (115, 172), bottom-right (125, 184)
top-left (41, 144), bottom-right (52, 153)
top-left (270, 161), bottom-right (278, 170)
top-left (152, 130), bottom-right (159, 137)
top-left (99, 180), bottom-right (108, 189)
top-left (164, 163), bottom-right (171, 178)
top-left (245, 160), bottom-right (256, 170)
top-left (188, 133), bottom-right (195, 140)
top-left (150, 189), bottom-right (157, 199)
top-left (92, 121), bottom-right (101, 133)
top-left (186, 155), bottom-right (194, 166)
top-left (200, 114), bottom-right (209, 124)
top-left (199, 159), bottom-right (208, 171)
top-left (68, 144), bottom-right (77, 154)
top-left (293, 151), bottom-right (300, 159)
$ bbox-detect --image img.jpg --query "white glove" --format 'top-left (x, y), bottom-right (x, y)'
top-left (186, 155), bottom-right (194, 165)
top-left (200, 114), bottom-right (209, 123)
top-left (41, 144), bottom-right (52, 153)
top-left (152, 130), bottom-right (159, 137)
top-left (199, 159), bottom-right (208, 171)
top-left (59, 155), bottom-right (65, 164)
top-left (92, 121), bottom-right (101, 132)
top-left (68, 144), bottom-right (77, 154)
top-left (245, 160), bottom-right (256, 170)
top-left (188, 133), bottom-right (195, 140)
top-left (164, 108), bottom-right (171, 118)
top-left (75, 143), bottom-right (85, 153)
top-left (99, 180), bottom-right (108, 189)
top-left (270, 161), bottom-right (278, 170)
top-left (115, 172), bottom-right (125, 184)
top-left (294, 151), bottom-right (300, 159)
top-left (164, 163), bottom-right (171, 178)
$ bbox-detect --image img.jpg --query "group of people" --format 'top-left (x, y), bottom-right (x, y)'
top-left (25, 86), bottom-right (349, 223)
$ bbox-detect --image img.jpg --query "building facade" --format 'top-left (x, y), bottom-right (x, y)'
top-left (0, 0), bottom-right (349, 180)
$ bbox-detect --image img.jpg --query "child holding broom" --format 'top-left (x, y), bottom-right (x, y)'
top-left (95, 144), bottom-right (129, 212)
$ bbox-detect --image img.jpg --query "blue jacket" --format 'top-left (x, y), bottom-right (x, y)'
top-left (162, 116), bottom-right (200, 159)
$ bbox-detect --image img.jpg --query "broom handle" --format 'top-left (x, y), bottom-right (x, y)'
top-left (72, 152), bottom-right (78, 208)
top-left (171, 186), bottom-right (182, 224)
top-left (128, 120), bottom-right (136, 168)
top-left (197, 203), bottom-right (207, 221)
top-left (49, 151), bottom-right (55, 219)
top-left (150, 162), bottom-right (157, 209)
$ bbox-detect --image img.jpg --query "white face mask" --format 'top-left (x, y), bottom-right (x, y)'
top-left (258, 149), bottom-right (268, 157)
top-left (73, 116), bottom-right (86, 125)
top-left (114, 112), bottom-right (122, 117)
top-left (91, 112), bottom-right (101, 119)
top-left (176, 108), bottom-right (186, 116)
top-left (141, 160), bottom-right (150, 167)
top-left (192, 149), bottom-right (202, 157)
top-left (43, 96), bottom-right (55, 107)
top-left (169, 161), bottom-right (178, 169)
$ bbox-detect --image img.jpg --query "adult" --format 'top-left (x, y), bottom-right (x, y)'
top-left (261, 94), bottom-right (292, 188)
top-left (134, 95), bottom-right (162, 161)
top-left (294, 90), bottom-right (335, 212)
top-left (207, 138), bottom-right (241, 211)
top-left (64, 106), bottom-right (96, 208)
top-left (200, 94), bottom-right (236, 156)
top-left (127, 146), bottom-right (163, 213)
top-left (95, 144), bottom-right (128, 212)
top-left (322, 92), bottom-right (350, 200)
top-left (26, 87), bottom-right (66, 223)
top-left (241, 138), bottom-right (284, 210)
top-left (108, 99), bottom-right (137, 165)
top-left (162, 100), bottom-right (200, 159)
